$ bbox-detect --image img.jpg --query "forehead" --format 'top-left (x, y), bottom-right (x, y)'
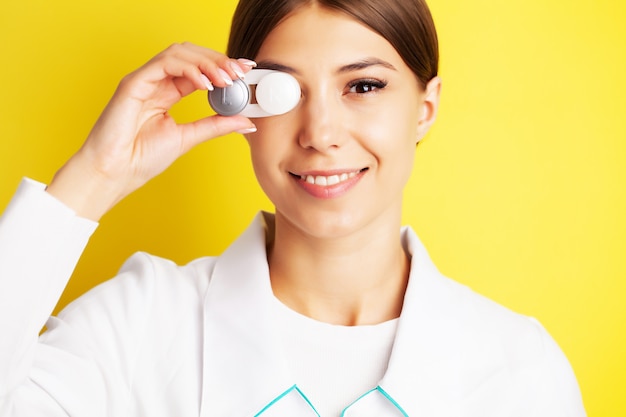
top-left (255, 4), bottom-right (408, 74)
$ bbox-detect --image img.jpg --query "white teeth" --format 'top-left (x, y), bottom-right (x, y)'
top-left (300, 170), bottom-right (361, 186)
top-left (327, 175), bottom-right (340, 185)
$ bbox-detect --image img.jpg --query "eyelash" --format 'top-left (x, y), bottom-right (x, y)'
top-left (346, 78), bottom-right (388, 95)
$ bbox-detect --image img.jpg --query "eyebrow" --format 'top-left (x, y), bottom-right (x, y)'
top-left (255, 57), bottom-right (397, 75)
top-left (336, 58), bottom-right (397, 74)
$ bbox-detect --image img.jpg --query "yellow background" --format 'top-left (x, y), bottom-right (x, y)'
top-left (1, 0), bottom-right (624, 415)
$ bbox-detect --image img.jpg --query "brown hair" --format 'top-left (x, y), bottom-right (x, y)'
top-left (227, 0), bottom-right (439, 90)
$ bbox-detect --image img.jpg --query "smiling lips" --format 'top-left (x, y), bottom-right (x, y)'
top-left (291, 168), bottom-right (367, 199)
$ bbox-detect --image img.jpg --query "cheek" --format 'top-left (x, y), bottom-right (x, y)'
top-left (352, 102), bottom-right (420, 153)
top-left (245, 127), bottom-right (290, 200)
top-left (245, 133), bottom-right (271, 185)
top-left (246, 111), bottom-right (301, 174)
top-left (353, 103), bottom-right (419, 190)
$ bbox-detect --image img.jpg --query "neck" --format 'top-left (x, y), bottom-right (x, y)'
top-left (267, 211), bottom-right (410, 326)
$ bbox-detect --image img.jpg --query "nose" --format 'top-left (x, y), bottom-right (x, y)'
top-left (297, 87), bottom-right (345, 152)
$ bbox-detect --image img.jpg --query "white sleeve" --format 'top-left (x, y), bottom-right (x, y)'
top-left (0, 178), bottom-right (97, 410)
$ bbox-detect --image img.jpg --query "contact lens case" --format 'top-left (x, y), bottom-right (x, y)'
top-left (208, 69), bottom-right (300, 118)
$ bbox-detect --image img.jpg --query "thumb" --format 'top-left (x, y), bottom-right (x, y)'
top-left (179, 114), bottom-right (256, 154)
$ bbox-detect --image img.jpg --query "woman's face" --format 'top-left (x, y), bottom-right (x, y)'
top-left (246, 4), bottom-right (439, 240)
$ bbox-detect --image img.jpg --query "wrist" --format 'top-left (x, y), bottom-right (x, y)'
top-left (46, 153), bottom-right (127, 221)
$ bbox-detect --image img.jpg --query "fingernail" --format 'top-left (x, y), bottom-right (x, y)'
top-left (237, 58), bottom-right (257, 68)
top-left (200, 74), bottom-right (214, 91)
top-left (236, 126), bottom-right (257, 134)
top-left (229, 62), bottom-right (246, 79)
top-left (217, 68), bottom-right (233, 86)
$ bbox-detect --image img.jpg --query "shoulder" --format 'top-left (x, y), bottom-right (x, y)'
top-left (53, 211), bottom-right (271, 330)
top-left (117, 251), bottom-right (219, 298)
top-left (400, 227), bottom-right (585, 414)
top-left (444, 276), bottom-right (565, 385)
top-left (61, 251), bottom-right (218, 317)
top-left (402, 226), bottom-right (553, 362)
top-left (439, 278), bottom-right (585, 414)
top-left (50, 252), bottom-right (219, 345)
top-left (411, 247), bottom-right (565, 373)
top-left (442, 275), bottom-right (545, 352)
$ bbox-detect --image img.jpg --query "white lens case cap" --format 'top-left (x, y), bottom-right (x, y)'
top-left (208, 69), bottom-right (300, 118)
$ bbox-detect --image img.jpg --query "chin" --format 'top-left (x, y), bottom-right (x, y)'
top-left (276, 206), bottom-right (382, 241)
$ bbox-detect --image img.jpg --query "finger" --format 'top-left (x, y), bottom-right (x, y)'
top-left (202, 57), bottom-right (252, 83)
top-left (172, 76), bottom-right (202, 98)
top-left (178, 115), bottom-right (257, 154)
top-left (155, 43), bottom-right (237, 89)
top-left (175, 42), bottom-right (255, 83)
top-left (236, 58), bottom-right (257, 71)
top-left (127, 45), bottom-right (216, 94)
top-left (130, 44), bottom-right (253, 99)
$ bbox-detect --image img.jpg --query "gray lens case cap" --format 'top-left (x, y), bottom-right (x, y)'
top-left (208, 69), bottom-right (300, 118)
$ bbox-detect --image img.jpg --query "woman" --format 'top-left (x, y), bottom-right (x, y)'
top-left (0, 0), bottom-right (586, 416)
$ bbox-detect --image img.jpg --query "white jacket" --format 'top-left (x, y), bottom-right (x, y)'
top-left (0, 179), bottom-right (586, 416)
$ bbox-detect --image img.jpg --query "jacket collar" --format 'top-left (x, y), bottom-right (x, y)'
top-left (377, 227), bottom-right (464, 416)
top-left (200, 212), bottom-right (292, 416)
top-left (200, 212), bottom-right (464, 416)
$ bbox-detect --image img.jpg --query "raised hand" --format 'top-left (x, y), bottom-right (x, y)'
top-left (46, 42), bottom-right (256, 221)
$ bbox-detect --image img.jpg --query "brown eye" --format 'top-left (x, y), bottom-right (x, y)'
top-left (347, 79), bottom-right (387, 94)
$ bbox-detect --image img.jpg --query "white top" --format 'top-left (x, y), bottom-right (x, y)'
top-left (274, 295), bottom-right (398, 416)
top-left (0, 178), bottom-right (587, 417)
